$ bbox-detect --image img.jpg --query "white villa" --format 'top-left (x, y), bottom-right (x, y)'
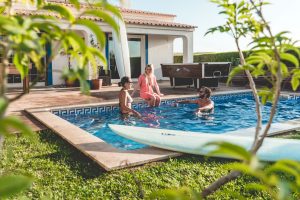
top-left (8, 0), bottom-right (196, 88)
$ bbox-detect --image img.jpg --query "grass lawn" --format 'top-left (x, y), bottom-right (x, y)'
top-left (0, 130), bottom-right (281, 199)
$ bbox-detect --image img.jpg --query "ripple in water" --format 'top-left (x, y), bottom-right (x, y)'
top-left (60, 94), bottom-right (300, 150)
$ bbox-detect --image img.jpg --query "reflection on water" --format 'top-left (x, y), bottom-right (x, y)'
top-left (60, 94), bottom-right (300, 150)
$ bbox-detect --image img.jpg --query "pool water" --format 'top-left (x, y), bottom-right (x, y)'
top-left (59, 93), bottom-right (300, 150)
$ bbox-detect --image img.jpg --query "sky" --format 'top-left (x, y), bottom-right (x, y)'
top-left (109, 0), bottom-right (300, 53)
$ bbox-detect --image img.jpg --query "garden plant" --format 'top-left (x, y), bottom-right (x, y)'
top-left (0, 0), bottom-right (121, 197)
top-left (152, 0), bottom-right (300, 199)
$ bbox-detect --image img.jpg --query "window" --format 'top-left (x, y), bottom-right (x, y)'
top-left (108, 36), bottom-right (142, 79)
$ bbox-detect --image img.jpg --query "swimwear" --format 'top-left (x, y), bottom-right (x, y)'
top-left (119, 89), bottom-right (134, 114)
top-left (138, 74), bottom-right (159, 100)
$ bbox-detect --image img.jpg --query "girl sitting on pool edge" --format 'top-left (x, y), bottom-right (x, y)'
top-left (131, 64), bottom-right (164, 107)
top-left (118, 76), bottom-right (142, 118)
top-left (177, 86), bottom-right (214, 116)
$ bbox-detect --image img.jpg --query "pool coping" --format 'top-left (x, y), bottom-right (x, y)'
top-left (26, 89), bottom-right (300, 171)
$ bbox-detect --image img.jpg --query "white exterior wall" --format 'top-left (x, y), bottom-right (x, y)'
top-left (6, 3), bottom-right (195, 87)
top-left (148, 35), bottom-right (174, 80)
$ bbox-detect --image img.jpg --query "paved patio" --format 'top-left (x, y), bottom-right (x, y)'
top-left (6, 81), bottom-right (246, 131)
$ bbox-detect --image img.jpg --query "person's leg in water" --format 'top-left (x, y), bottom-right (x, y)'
top-left (149, 95), bottom-right (157, 107)
top-left (141, 92), bottom-right (157, 107)
top-left (153, 93), bottom-right (161, 107)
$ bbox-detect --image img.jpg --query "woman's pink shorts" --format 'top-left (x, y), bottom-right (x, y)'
top-left (140, 92), bottom-right (160, 100)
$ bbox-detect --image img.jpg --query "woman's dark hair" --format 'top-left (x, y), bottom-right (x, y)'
top-left (118, 76), bottom-right (131, 87)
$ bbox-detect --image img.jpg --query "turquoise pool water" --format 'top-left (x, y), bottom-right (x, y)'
top-left (58, 93), bottom-right (300, 150)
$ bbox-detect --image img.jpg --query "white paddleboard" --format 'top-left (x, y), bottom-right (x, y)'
top-left (109, 124), bottom-right (300, 162)
top-left (112, 16), bottom-right (131, 78)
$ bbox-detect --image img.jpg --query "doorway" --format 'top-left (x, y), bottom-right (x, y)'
top-left (108, 35), bottom-right (144, 79)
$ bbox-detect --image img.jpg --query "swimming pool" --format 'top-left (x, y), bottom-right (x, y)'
top-left (54, 92), bottom-right (300, 150)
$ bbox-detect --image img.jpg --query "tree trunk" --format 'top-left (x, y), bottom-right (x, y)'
top-left (201, 37), bottom-right (263, 198)
top-left (201, 171), bottom-right (241, 197)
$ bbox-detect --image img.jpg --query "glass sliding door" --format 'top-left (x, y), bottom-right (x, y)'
top-left (108, 36), bottom-right (142, 79)
top-left (128, 38), bottom-right (141, 78)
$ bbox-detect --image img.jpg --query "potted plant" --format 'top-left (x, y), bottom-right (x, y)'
top-left (90, 34), bottom-right (103, 90)
top-left (90, 67), bottom-right (103, 90)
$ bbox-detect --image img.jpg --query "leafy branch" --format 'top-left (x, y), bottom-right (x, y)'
top-left (0, 0), bottom-right (122, 197)
top-left (201, 0), bottom-right (300, 198)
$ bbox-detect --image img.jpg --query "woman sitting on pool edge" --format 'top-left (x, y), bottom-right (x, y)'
top-left (118, 76), bottom-right (141, 118)
top-left (131, 64), bottom-right (164, 107)
top-left (177, 86), bottom-right (214, 115)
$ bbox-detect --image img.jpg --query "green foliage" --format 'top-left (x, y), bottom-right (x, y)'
top-left (231, 158), bottom-right (300, 199)
top-left (0, 116), bottom-right (34, 138)
top-left (0, 175), bottom-right (33, 198)
top-left (206, 0), bottom-right (261, 40)
top-left (0, 130), bottom-right (271, 199)
top-left (291, 68), bottom-right (300, 90)
top-left (0, 98), bottom-right (8, 117)
top-left (206, 0), bottom-right (300, 104)
top-left (203, 141), bottom-right (253, 162)
top-left (178, 0), bottom-right (300, 199)
top-left (174, 51), bottom-right (246, 66)
top-left (149, 187), bottom-right (200, 200)
top-left (0, 0), bottom-right (121, 93)
top-left (43, 4), bottom-right (75, 23)
top-left (244, 32), bottom-right (300, 100)
top-left (204, 142), bottom-right (300, 200)
top-left (0, 0), bottom-right (122, 198)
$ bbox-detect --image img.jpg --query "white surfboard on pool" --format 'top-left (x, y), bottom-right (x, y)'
top-left (112, 16), bottom-right (131, 78)
top-left (109, 124), bottom-right (300, 161)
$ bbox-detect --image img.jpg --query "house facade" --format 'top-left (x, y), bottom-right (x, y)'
top-left (7, 0), bottom-right (196, 88)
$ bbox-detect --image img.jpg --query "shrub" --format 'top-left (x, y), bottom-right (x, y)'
top-left (174, 51), bottom-right (248, 66)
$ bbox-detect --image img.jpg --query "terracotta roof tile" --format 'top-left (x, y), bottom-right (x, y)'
top-left (119, 7), bottom-right (176, 17)
top-left (47, 0), bottom-right (177, 17)
top-left (15, 10), bottom-right (197, 29)
top-left (124, 19), bottom-right (196, 28)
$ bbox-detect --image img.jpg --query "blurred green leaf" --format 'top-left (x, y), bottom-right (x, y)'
top-left (291, 74), bottom-right (300, 91)
top-left (43, 4), bottom-right (75, 23)
top-left (227, 65), bottom-right (245, 84)
top-left (75, 19), bottom-right (106, 49)
top-left (149, 187), bottom-right (200, 200)
top-left (278, 181), bottom-right (291, 200)
top-left (0, 175), bottom-right (33, 198)
top-left (0, 6), bottom-right (5, 14)
top-left (36, 0), bottom-right (44, 8)
top-left (280, 62), bottom-right (289, 78)
top-left (13, 53), bottom-right (29, 79)
top-left (66, 32), bottom-right (87, 53)
top-left (203, 141), bottom-right (252, 162)
top-left (281, 44), bottom-right (300, 59)
top-left (0, 98), bottom-right (8, 116)
top-left (280, 53), bottom-right (299, 68)
top-left (266, 160), bottom-right (300, 181)
top-left (69, 0), bottom-right (80, 9)
top-left (83, 10), bottom-right (119, 35)
top-left (88, 46), bottom-right (107, 66)
top-left (0, 121), bottom-right (11, 137)
top-left (97, 2), bottom-right (123, 20)
top-left (258, 88), bottom-right (273, 105)
top-left (0, 116), bottom-right (34, 138)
